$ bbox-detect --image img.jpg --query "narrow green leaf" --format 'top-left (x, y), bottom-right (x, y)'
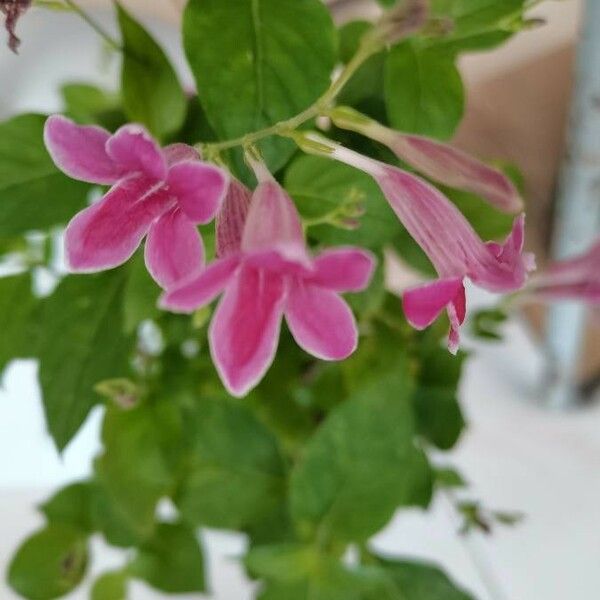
top-left (290, 370), bottom-right (432, 543)
top-left (91, 571), bottom-right (127, 600)
top-left (38, 271), bottom-right (132, 451)
top-left (385, 42), bottom-right (464, 139)
top-left (176, 397), bottom-right (286, 530)
top-left (130, 522), bottom-right (206, 593)
top-left (0, 273), bottom-right (38, 376)
top-left (117, 3), bottom-right (186, 138)
top-left (0, 114), bottom-right (90, 237)
top-left (183, 0), bottom-right (337, 174)
top-left (8, 525), bottom-right (88, 600)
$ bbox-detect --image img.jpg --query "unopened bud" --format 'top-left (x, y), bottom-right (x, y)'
top-left (375, 0), bottom-right (429, 45)
top-left (95, 378), bottom-right (140, 410)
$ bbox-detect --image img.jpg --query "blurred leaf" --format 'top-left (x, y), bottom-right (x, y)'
top-left (433, 467), bottom-right (467, 489)
top-left (38, 271), bottom-right (133, 451)
top-left (385, 42), bottom-right (464, 139)
top-left (183, 0), bottom-right (337, 175)
top-left (0, 273), bottom-right (38, 376)
top-left (470, 307), bottom-right (508, 341)
top-left (40, 481), bottom-right (94, 533)
top-left (60, 83), bottom-right (120, 127)
top-left (176, 397), bottom-right (286, 530)
top-left (91, 571), bottom-right (127, 600)
top-left (130, 522), bottom-right (206, 593)
top-left (246, 543), bottom-right (317, 583)
top-left (8, 525), bottom-right (88, 600)
top-left (285, 155), bottom-right (400, 249)
top-left (117, 3), bottom-right (186, 138)
top-left (96, 398), bottom-right (182, 538)
top-left (290, 370), bottom-right (431, 543)
top-left (0, 114), bottom-right (90, 237)
top-left (122, 252), bottom-right (161, 333)
top-left (413, 342), bottom-right (466, 450)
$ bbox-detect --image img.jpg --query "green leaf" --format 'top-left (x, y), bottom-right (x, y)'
top-left (38, 271), bottom-right (132, 450)
top-left (176, 397), bottom-right (286, 530)
top-left (290, 370), bottom-right (431, 543)
top-left (117, 3), bottom-right (186, 138)
top-left (183, 0), bottom-right (337, 174)
top-left (285, 155), bottom-right (400, 249)
top-left (246, 544), bottom-right (317, 583)
top-left (96, 399), bottom-right (182, 538)
top-left (0, 114), bottom-right (90, 237)
top-left (0, 273), bottom-right (38, 376)
top-left (8, 525), bottom-right (88, 600)
top-left (91, 571), bottom-right (127, 600)
top-left (40, 481), bottom-right (94, 533)
top-left (61, 83), bottom-right (120, 126)
top-left (374, 556), bottom-right (476, 600)
top-left (385, 42), bottom-right (464, 139)
top-left (434, 467), bottom-right (467, 489)
top-left (431, 0), bottom-right (524, 35)
top-left (130, 522), bottom-right (206, 593)
top-left (122, 252), bottom-right (161, 333)
top-left (413, 343), bottom-right (466, 450)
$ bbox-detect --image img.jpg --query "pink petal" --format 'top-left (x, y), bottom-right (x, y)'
top-left (144, 207), bottom-right (204, 289)
top-left (65, 175), bottom-right (170, 272)
top-left (388, 134), bottom-right (523, 213)
top-left (159, 255), bottom-right (240, 313)
top-left (44, 115), bottom-right (121, 184)
top-left (285, 281), bottom-right (358, 361)
top-left (106, 124), bottom-right (167, 181)
top-left (216, 179), bottom-right (252, 258)
top-left (310, 247), bottom-right (376, 292)
top-left (402, 277), bottom-right (465, 330)
top-left (446, 284), bottom-right (466, 354)
top-left (167, 161), bottom-right (228, 224)
top-left (210, 266), bottom-right (286, 397)
top-left (241, 180), bottom-right (309, 265)
top-left (163, 143), bottom-right (200, 166)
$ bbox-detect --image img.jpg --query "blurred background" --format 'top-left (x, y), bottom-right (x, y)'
top-left (1, 1), bottom-right (599, 599)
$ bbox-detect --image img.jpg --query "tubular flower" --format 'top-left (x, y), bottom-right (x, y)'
top-left (161, 160), bottom-right (376, 397)
top-left (327, 142), bottom-right (535, 352)
top-left (527, 239), bottom-right (600, 304)
top-left (44, 115), bottom-right (228, 288)
top-left (330, 107), bottom-right (523, 214)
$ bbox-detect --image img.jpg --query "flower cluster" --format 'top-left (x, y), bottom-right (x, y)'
top-left (45, 115), bottom-right (540, 394)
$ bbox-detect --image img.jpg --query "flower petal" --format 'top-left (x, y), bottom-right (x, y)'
top-left (311, 247), bottom-right (376, 292)
top-left (402, 277), bottom-right (465, 330)
top-left (159, 255), bottom-right (240, 313)
top-left (216, 179), bottom-right (252, 258)
top-left (210, 266), bottom-right (286, 397)
top-left (163, 143), bottom-right (200, 166)
top-left (167, 161), bottom-right (228, 224)
top-left (446, 284), bottom-right (466, 355)
top-left (241, 180), bottom-right (309, 265)
top-left (106, 124), bottom-right (167, 181)
top-left (285, 281), bottom-right (358, 361)
top-left (65, 175), bottom-right (169, 272)
top-left (387, 133), bottom-right (523, 213)
top-left (44, 115), bottom-right (121, 184)
top-left (145, 207), bottom-right (204, 289)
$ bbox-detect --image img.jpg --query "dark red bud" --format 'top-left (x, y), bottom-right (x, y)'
top-left (1, 0), bottom-right (31, 54)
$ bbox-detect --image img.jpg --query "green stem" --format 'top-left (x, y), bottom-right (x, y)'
top-left (199, 38), bottom-right (381, 154)
top-left (63, 0), bottom-right (123, 52)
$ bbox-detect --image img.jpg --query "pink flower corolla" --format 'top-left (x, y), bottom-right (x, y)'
top-left (528, 239), bottom-right (600, 304)
top-left (44, 115), bottom-right (228, 288)
top-left (326, 141), bottom-right (535, 353)
top-left (330, 107), bottom-right (523, 213)
top-left (161, 163), bottom-right (376, 397)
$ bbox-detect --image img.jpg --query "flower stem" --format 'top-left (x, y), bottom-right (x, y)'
top-left (63, 0), bottom-right (122, 52)
top-left (199, 38), bottom-right (381, 154)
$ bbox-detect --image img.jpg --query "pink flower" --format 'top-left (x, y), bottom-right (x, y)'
top-left (160, 162), bottom-right (375, 397)
top-left (528, 239), bottom-right (600, 303)
top-left (330, 108), bottom-right (523, 213)
top-left (326, 142), bottom-right (535, 352)
top-left (44, 115), bottom-right (228, 288)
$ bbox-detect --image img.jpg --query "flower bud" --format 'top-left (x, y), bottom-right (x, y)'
top-left (1, 0), bottom-right (31, 53)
